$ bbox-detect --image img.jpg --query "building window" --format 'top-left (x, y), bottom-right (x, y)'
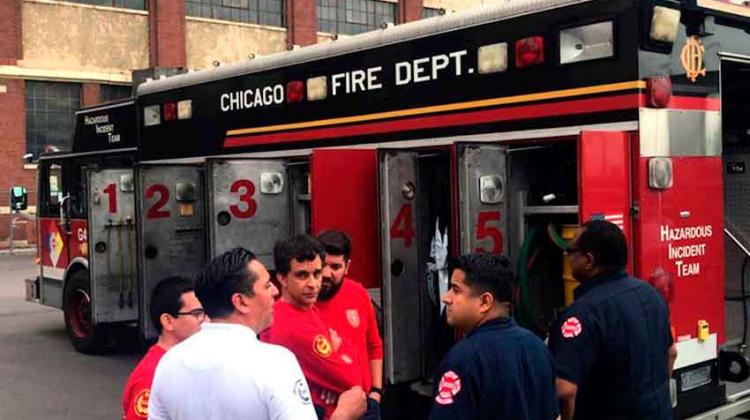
top-left (423, 7), bottom-right (440, 19)
top-left (317, 0), bottom-right (397, 35)
top-left (60, 0), bottom-right (146, 10)
top-left (100, 84), bottom-right (132, 102)
top-left (25, 81), bottom-right (81, 157)
top-left (185, 0), bottom-right (284, 27)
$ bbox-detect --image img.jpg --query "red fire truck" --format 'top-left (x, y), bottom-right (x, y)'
top-left (27, 0), bottom-right (750, 417)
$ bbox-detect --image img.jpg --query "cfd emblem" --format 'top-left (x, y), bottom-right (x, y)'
top-left (133, 389), bottom-right (150, 418)
top-left (346, 309), bottom-right (360, 328)
top-left (313, 334), bottom-right (333, 358)
top-left (680, 36), bottom-right (706, 83)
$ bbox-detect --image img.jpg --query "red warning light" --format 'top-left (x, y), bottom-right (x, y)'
top-left (515, 36), bottom-right (544, 68)
top-left (163, 102), bottom-right (177, 121)
top-left (286, 81), bottom-right (305, 103)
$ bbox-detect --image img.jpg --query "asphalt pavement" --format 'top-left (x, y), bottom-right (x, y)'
top-left (0, 253), bottom-right (140, 420)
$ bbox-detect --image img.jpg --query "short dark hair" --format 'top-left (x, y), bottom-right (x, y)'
top-left (274, 234), bottom-right (326, 275)
top-left (150, 276), bottom-right (195, 334)
top-left (316, 230), bottom-right (352, 260)
top-left (577, 220), bottom-right (628, 269)
top-left (451, 253), bottom-right (514, 304)
top-left (195, 247), bottom-right (257, 319)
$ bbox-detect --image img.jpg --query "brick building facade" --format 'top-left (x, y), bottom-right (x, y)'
top-left (0, 0), bottom-right (483, 247)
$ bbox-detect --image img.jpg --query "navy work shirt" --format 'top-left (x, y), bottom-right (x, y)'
top-left (549, 270), bottom-right (673, 420)
top-left (429, 317), bottom-right (559, 420)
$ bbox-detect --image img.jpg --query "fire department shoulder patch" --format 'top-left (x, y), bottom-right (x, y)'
top-left (346, 309), bottom-right (360, 328)
top-left (133, 388), bottom-right (150, 418)
top-left (435, 370), bottom-right (462, 405)
top-left (313, 334), bottom-right (333, 358)
top-left (561, 316), bottom-right (583, 338)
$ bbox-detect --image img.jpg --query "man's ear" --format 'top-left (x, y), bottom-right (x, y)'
top-left (479, 292), bottom-right (495, 314)
top-left (231, 292), bottom-right (249, 314)
top-left (160, 313), bottom-right (175, 332)
top-left (276, 272), bottom-right (287, 289)
top-left (345, 259), bottom-right (352, 275)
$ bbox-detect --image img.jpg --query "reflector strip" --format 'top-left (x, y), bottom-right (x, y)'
top-left (226, 80), bottom-right (646, 137)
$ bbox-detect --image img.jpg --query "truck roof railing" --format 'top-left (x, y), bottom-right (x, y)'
top-left (137, 0), bottom-right (594, 96)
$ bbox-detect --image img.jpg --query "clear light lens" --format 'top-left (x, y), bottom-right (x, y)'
top-left (650, 6), bottom-right (681, 43)
top-left (177, 100), bottom-right (192, 120)
top-left (479, 174), bottom-right (505, 204)
top-left (260, 172), bottom-right (285, 194)
top-left (143, 104), bottom-right (161, 126)
top-left (478, 43), bottom-right (508, 74)
top-left (560, 21), bottom-right (614, 64)
top-left (307, 76), bottom-right (327, 101)
top-left (648, 157), bottom-right (673, 189)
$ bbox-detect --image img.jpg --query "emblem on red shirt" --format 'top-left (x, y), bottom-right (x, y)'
top-left (561, 316), bottom-right (582, 338)
top-left (435, 370), bottom-right (462, 405)
top-left (133, 389), bottom-right (150, 418)
top-left (313, 334), bottom-right (333, 358)
top-left (346, 309), bottom-right (360, 328)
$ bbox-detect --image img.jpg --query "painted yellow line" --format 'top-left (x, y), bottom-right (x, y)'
top-left (227, 80), bottom-right (646, 137)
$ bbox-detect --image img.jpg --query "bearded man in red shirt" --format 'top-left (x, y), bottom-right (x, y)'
top-left (316, 230), bottom-right (384, 416)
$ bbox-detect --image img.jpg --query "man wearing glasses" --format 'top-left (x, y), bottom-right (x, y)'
top-left (121, 276), bottom-right (206, 420)
top-left (550, 220), bottom-right (678, 420)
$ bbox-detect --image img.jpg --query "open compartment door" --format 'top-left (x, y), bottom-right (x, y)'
top-left (310, 149), bottom-right (380, 289)
top-left (456, 144), bottom-right (509, 256)
top-left (87, 168), bottom-right (138, 324)
top-left (578, 131), bottom-right (632, 250)
top-left (135, 164), bottom-right (206, 339)
top-left (206, 159), bottom-right (290, 268)
top-left (379, 150), bottom-right (422, 384)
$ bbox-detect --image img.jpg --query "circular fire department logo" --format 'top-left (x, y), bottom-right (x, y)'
top-left (133, 389), bottom-right (150, 418)
top-left (680, 35), bottom-right (706, 83)
top-left (561, 317), bottom-right (583, 338)
top-left (313, 334), bottom-right (333, 358)
top-left (435, 370), bottom-right (462, 405)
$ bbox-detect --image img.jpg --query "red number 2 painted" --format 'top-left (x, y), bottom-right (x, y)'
top-left (475, 211), bottom-right (503, 254)
top-left (229, 179), bottom-right (257, 219)
top-left (103, 183), bottom-right (117, 213)
top-left (390, 204), bottom-right (415, 248)
top-left (146, 184), bottom-right (170, 218)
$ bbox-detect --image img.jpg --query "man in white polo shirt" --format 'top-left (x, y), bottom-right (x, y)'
top-left (147, 247), bottom-right (366, 420)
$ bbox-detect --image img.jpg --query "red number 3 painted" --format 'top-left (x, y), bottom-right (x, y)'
top-left (475, 211), bottom-right (502, 254)
top-left (229, 179), bottom-right (258, 219)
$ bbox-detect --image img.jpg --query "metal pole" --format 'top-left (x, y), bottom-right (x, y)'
top-left (8, 210), bottom-right (14, 255)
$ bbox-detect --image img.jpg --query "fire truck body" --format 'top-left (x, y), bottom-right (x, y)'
top-left (30, 0), bottom-right (750, 417)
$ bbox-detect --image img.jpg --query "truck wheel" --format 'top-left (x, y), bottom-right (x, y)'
top-left (63, 270), bottom-right (113, 353)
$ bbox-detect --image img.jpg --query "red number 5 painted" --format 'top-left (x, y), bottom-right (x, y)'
top-left (229, 179), bottom-right (258, 219)
top-left (476, 211), bottom-right (502, 254)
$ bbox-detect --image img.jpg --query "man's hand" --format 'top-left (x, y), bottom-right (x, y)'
top-left (367, 391), bottom-right (381, 403)
top-left (330, 386), bottom-right (367, 420)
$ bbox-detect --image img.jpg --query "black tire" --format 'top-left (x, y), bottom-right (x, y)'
top-left (63, 270), bottom-right (114, 354)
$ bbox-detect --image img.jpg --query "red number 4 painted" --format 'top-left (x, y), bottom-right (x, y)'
top-left (476, 211), bottom-right (503, 254)
top-left (390, 204), bottom-right (415, 248)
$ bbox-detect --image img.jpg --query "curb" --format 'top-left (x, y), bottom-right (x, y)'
top-left (0, 247), bottom-right (36, 256)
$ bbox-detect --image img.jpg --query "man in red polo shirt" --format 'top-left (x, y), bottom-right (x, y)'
top-left (261, 235), bottom-right (364, 419)
top-left (121, 276), bottom-right (206, 420)
top-left (316, 230), bottom-right (384, 412)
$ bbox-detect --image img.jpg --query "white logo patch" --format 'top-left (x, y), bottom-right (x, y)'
top-left (346, 309), bottom-right (360, 328)
top-left (561, 316), bottom-right (583, 338)
top-left (435, 370), bottom-right (462, 405)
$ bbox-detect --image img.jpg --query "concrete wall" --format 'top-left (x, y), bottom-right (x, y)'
top-left (21, 0), bottom-right (148, 77)
top-left (186, 17), bottom-right (287, 69)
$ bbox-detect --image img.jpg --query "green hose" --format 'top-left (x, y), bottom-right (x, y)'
top-left (517, 225), bottom-right (537, 326)
top-left (546, 223), bottom-right (569, 250)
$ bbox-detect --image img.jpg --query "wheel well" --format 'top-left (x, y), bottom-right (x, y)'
top-left (63, 263), bottom-right (88, 292)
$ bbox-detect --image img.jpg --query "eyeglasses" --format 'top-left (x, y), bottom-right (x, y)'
top-left (174, 308), bottom-right (206, 320)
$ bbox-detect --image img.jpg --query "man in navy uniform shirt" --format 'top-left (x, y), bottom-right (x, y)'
top-left (429, 253), bottom-right (559, 420)
top-left (550, 220), bottom-right (678, 420)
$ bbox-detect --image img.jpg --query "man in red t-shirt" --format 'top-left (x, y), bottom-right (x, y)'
top-left (315, 230), bottom-right (384, 411)
top-left (261, 235), bottom-right (364, 419)
top-left (121, 276), bottom-right (206, 420)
